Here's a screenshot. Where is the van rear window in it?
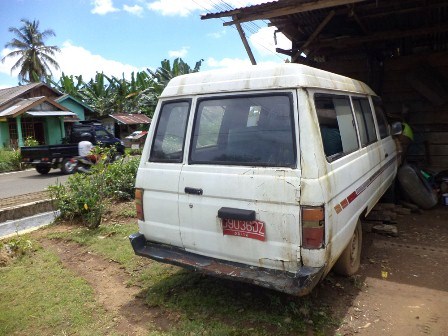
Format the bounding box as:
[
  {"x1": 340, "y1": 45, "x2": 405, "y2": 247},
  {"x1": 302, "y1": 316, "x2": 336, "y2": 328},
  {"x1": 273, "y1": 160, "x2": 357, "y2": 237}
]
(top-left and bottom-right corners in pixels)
[
  {"x1": 149, "y1": 100, "x2": 190, "y2": 162},
  {"x1": 190, "y1": 94, "x2": 296, "y2": 167}
]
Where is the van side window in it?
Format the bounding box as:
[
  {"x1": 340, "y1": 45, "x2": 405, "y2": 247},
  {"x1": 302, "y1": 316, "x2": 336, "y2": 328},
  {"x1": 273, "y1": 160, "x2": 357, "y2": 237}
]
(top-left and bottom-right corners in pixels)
[
  {"x1": 352, "y1": 97, "x2": 377, "y2": 147},
  {"x1": 372, "y1": 97, "x2": 390, "y2": 139},
  {"x1": 190, "y1": 94, "x2": 295, "y2": 167},
  {"x1": 315, "y1": 93, "x2": 359, "y2": 161},
  {"x1": 149, "y1": 101, "x2": 190, "y2": 163}
]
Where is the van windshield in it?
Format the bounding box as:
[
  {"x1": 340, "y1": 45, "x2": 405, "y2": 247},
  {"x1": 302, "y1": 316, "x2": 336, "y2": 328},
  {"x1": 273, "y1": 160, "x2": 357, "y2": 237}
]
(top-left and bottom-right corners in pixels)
[{"x1": 190, "y1": 94, "x2": 296, "y2": 167}]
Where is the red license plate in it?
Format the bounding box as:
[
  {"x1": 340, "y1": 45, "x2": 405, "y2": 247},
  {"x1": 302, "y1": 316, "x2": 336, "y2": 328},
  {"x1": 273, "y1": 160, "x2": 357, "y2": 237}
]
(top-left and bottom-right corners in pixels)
[{"x1": 222, "y1": 218, "x2": 265, "y2": 241}]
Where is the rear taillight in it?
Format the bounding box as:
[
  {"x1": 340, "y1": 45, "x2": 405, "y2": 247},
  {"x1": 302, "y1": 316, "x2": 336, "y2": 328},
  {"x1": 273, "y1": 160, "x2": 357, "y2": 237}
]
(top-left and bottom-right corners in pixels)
[
  {"x1": 301, "y1": 206, "x2": 325, "y2": 249},
  {"x1": 135, "y1": 188, "x2": 144, "y2": 221}
]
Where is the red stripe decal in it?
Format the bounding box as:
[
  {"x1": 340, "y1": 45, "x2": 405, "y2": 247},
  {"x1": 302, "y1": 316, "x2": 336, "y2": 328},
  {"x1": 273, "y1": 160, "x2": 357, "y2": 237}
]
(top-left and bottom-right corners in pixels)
[{"x1": 347, "y1": 191, "x2": 357, "y2": 203}]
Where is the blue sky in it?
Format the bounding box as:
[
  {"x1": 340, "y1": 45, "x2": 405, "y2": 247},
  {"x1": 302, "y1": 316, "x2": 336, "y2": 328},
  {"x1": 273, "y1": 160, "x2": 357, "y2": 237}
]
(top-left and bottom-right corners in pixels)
[{"x1": 0, "y1": 0, "x2": 291, "y2": 88}]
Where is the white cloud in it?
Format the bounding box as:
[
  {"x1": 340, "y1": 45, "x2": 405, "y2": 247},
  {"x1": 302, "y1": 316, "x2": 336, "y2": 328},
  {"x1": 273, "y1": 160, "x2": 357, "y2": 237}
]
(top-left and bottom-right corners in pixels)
[
  {"x1": 1, "y1": 42, "x2": 142, "y2": 84},
  {"x1": 168, "y1": 47, "x2": 189, "y2": 58},
  {"x1": 91, "y1": 0, "x2": 119, "y2": 15},
  {"x1": 53, "y1": 41, "x2": 140, "y2": 80},
  {"x1": 0, "y1": 48, "x2": 19, "y2": 77},
  {"x1": 249, "y1": 26, "x2": 291, "y2": 58},
  {"x1": 206, "y1": 57, "x2": 252, "y2": 69},
  {"x1": 123, "y1": 4, "x2": 144, "y2": 16},
  {"x1": 147, "y1": 0, "x2": 206, "y2": 17},
  {"x1": 207, "y1": 30, "x2": 226, "y2": 39}
]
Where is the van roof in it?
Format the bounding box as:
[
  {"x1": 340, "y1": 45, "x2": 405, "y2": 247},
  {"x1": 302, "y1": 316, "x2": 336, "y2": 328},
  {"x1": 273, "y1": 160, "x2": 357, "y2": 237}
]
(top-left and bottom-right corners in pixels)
[{"x1": 161, "y1": 63, "x2": 376, "y2": 98}]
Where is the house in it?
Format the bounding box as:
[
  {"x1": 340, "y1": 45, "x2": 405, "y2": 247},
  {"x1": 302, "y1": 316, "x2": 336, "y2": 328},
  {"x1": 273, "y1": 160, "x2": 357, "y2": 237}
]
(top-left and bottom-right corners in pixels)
[
  {"x1": 0, "y1": 83, "x2": 94, "y2": 148},
  {"x1": 101, "y1": 113, "x2": 151, "y2": 139},
  {"x1": 202, "y1": 0, "x2": 448, "y2": 170}
]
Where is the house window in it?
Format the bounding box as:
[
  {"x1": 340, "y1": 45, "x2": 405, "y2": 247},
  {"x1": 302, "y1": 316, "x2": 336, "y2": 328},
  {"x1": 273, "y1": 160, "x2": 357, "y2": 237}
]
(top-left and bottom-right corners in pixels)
[{"x1": 8, "y1": 117, "x2": 45, "y2": 146}]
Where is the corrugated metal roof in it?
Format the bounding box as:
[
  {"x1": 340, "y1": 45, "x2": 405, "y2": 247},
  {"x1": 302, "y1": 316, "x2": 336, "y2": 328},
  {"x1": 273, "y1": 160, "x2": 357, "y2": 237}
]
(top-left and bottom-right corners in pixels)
[
  {"x1": 109, "y1": 113, "x2": 152, "y2": 125},
  {"x1": 0, "y1": 83, "x2": 56, "y2": 106},
  {"x1": 0, "y1": 97, "x2": 44, "y2": 117},
  {"x1": 26, "y1": 111, "x2": 77, "y2": 117},
  {"x1": 201, "y1": 0, "x2": 278, "y2": 20}
]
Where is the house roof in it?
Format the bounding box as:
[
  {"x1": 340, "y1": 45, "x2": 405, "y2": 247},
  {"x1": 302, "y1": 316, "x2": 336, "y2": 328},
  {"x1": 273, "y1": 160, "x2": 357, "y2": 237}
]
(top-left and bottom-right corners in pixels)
[
  {"x1": 109, "y1": 113, "x2": 152, "y2": 125},
  {"x1": 0, "y1": 96, "x2": 69, "y2": 118},
  {"x1": 202, "y1": 0, "x2": 448, "y2": 62},
  {"x1": 56, "y1": 94, "x2": 95, "y2": 114},
  {"x1": 0, "y1": 83, "x2": 61, "y2": 107}
]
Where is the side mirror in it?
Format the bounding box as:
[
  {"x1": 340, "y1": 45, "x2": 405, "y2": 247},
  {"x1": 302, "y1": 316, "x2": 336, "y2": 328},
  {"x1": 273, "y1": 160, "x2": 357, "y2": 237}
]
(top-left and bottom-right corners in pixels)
[{"x1": 391, "y1": 122, "x2": 402, "y2": 135}]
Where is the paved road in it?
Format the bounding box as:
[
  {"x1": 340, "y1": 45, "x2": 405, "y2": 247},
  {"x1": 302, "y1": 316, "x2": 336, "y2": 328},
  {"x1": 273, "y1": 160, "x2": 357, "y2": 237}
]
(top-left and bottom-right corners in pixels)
[{"x1": 0, "y1": 169, "x2": 70, "y2": 199}]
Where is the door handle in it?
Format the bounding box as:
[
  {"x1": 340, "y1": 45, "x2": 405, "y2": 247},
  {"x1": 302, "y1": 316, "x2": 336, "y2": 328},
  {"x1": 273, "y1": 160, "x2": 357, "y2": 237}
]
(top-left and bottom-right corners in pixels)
[{"x1": 185, "y1": 187, "x2": 203, "y2": 195}]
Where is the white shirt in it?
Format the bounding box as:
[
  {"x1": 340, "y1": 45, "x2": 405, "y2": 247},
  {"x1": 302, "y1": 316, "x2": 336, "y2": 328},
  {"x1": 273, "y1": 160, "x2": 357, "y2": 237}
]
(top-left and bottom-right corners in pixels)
[{"x1": 78, "y1": 141, "x2": 93, "y2": 157}]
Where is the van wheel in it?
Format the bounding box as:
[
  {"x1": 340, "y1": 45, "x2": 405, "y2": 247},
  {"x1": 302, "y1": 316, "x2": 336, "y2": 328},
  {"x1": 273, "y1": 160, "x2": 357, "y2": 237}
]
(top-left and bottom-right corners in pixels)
[{"x1": 333, "y1": 219, "x2": 362, "y2": 276}]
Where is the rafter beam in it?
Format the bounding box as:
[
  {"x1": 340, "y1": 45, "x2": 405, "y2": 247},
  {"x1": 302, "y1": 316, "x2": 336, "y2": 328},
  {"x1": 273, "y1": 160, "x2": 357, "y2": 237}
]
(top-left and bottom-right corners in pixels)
[
  {"x1": 292, "y1": 9, "x2": 335, "y2": 62},
  {"x1": 310, "y1": 22, "x2": 448, "y2": 49}
]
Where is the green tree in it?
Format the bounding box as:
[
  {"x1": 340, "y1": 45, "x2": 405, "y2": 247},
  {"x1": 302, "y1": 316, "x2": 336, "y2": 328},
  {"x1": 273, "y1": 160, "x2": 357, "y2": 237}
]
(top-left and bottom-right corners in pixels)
[
  {"x1": 45, "y1": 72, "x2": 84, "y2": 101},
  {"x1": 1, "y1": 19, "x2": 60, "y2": 83},
  {"x1": 80, "y1": 72, "x2": 114, "y2": 116}
]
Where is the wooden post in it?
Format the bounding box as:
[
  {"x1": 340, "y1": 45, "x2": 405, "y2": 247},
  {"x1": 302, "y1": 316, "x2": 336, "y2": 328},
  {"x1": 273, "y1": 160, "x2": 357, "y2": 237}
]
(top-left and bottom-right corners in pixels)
[{"x1": 234, "y1": 16, "x2": 257, "y2": 65}]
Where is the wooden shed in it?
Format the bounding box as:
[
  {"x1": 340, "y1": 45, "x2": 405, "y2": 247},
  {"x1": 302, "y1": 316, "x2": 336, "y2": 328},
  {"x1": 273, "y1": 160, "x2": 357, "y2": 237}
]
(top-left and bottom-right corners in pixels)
[{"x1": 202, "y1": 0, "x2": 448, "y2": 171}]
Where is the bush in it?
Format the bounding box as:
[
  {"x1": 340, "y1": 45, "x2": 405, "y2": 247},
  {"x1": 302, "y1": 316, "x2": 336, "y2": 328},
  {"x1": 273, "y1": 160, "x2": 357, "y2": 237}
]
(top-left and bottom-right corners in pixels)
[
  {"x1": 49, "y1": 152, "x2": 140, "y2": 228},
  {"x1": 24, "y1": 137, "x2": 39, "y2": 147},
  {"x1": 0, "y1": 149, "x2": 22, "y2": 173}
]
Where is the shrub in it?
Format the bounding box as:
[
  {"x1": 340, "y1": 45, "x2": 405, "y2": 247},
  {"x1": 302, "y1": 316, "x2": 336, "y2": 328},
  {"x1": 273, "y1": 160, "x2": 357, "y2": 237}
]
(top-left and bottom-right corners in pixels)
[
  {"x1": 24, "y1": 137, "x2": 39, "y2": 147},
  {"x1": 49, "y1": 151, "x2": 140, "y2": 228},
  {"x1": 0, "y1": 149, "x2": 22, "y2": 173}
]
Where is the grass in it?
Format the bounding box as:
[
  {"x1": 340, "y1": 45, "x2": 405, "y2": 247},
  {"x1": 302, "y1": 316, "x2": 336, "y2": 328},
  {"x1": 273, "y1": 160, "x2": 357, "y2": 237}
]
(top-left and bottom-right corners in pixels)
[
  {"x1": 46, "y1": 222, "x2": 333, "y2": 335},
  {"x1": 0, "y1": 241, "x2": 111, "y2": 335},
  {"x1": 1, "y1": 201, "x2": 336, "y2": 335}
]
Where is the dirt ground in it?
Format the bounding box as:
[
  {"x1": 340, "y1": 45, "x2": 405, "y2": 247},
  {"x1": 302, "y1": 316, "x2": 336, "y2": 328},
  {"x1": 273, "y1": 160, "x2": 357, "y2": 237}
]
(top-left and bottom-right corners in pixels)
[{"x1": 29, "y1": 203, "x2": 448, "y2": 335}]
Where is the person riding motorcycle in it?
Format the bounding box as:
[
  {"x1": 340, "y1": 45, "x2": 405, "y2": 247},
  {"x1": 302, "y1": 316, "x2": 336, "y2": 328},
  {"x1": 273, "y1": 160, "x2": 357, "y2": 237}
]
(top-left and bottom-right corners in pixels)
[{"x1": 77, "y1": 133, "x2": 97, "y2": 172}]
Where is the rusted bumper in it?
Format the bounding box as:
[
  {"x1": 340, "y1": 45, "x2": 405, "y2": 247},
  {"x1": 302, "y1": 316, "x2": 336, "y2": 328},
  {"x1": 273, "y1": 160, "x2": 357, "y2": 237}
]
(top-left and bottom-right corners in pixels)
[{"x1": 129, "y1": 233, "x2": 325, "y2": 296}]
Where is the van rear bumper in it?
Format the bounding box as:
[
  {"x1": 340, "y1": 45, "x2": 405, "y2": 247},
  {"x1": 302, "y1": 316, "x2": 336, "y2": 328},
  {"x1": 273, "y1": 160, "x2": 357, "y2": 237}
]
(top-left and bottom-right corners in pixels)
[{"x1": 129, "y1": 232, "x2": 325, "y2": 296}]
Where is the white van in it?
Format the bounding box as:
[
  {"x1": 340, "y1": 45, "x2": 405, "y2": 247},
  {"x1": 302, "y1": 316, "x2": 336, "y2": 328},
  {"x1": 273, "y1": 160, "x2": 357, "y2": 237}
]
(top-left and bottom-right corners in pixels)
[{"x1": 130, "y1": 64, "x2": 398, "y2": 296}]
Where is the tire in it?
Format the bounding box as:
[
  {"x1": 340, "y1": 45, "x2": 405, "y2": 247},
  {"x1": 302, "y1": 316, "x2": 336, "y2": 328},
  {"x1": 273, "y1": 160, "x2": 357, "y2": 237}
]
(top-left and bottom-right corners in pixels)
[
  {"x1": 333, "y1": 219, "x2": 362, "y2": 276},
  {"x1": 112, "y1": 153, "x2": 123, "y2": 162},
  {"x1": 36, "y1": 165, "x2": 51, "y2": 175},
  {"x1": 61, "y1": 158, "x2": 77, "y2": 174},
  {"x1": 397, "y1": 164, "x2": 438, "y2": 209}
]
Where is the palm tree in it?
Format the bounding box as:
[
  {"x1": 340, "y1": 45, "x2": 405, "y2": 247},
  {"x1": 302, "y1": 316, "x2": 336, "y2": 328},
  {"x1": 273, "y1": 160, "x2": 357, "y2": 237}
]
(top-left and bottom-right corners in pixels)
[{"x1": 1, "y1": 19, "x2": 60, "y2": 83}]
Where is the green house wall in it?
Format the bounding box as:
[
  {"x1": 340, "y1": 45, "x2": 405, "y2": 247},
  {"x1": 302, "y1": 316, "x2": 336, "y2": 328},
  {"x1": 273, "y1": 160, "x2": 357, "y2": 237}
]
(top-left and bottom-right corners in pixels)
[
  {"x1": 59, "y1": 100, "x2": 85, "y2": 121},
  {"x1": 0, "y1": 122, "x2": 9, "y2": 148},
  {"x1": 45, "y1": 117, "x2": 65, "y2": 145}
]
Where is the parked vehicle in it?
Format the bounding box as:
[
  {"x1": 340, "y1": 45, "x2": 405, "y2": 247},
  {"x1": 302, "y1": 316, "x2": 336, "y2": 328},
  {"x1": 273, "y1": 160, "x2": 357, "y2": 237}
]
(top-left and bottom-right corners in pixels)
[
  {"x1": 130, "y1": 64, "x2": 400, "y2": 296},
  {"x1": 21, "y1": 121, "x2": 125, "y2": 175}
]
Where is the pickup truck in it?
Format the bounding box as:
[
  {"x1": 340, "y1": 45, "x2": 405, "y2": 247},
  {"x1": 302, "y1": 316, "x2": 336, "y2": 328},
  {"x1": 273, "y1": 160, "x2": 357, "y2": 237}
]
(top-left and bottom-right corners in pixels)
[{"x1": 21, "y1": 121, "x2": 125, "y2": 175}]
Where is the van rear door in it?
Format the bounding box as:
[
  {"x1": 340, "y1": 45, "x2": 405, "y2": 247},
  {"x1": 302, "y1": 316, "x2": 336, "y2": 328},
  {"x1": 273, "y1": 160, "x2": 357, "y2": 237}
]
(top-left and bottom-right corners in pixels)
[
  {"x1": 178, "y1": 92, "x2": 302, "y2": 273},
  {"x1": 137, "y1": 100, "x2": 191, "y2": 247}
]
